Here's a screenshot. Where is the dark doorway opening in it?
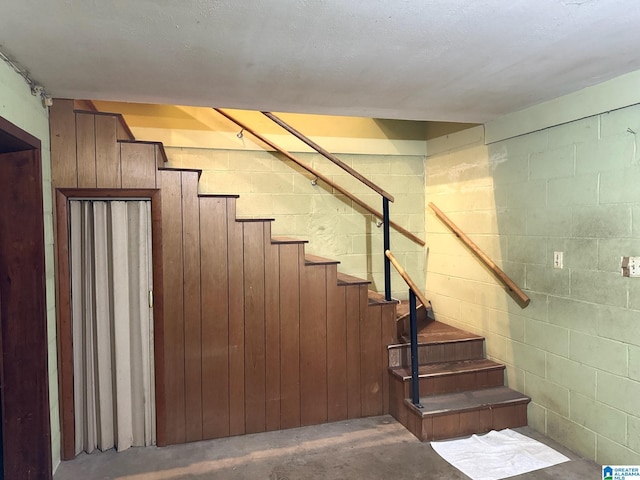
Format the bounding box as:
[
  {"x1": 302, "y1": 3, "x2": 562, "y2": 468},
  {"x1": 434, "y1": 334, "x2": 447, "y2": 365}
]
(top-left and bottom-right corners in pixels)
[{"x1": 0, "y1": 115, "x2": 52, "y2": 479}]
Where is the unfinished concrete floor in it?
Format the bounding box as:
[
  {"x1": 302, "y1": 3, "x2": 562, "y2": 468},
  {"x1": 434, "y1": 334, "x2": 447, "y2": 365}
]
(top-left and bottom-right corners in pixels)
[{"x1": 54, "y1": 415, "x2": 600, "y2": 480}]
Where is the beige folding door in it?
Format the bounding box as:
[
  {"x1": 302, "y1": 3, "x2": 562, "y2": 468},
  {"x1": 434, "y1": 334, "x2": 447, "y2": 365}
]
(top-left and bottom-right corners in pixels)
[{"x1": 69, "y1": 200, "x2": 155, "y2": 454}]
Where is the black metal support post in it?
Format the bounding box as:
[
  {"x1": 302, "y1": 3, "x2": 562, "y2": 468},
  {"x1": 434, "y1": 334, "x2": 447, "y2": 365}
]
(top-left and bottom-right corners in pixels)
[
  {"x1": 383, "y1": 197, "x2": 391, "y2": 301},
  {"x1": 409, "y1": 289, "x2": 422, "y2": 407}
]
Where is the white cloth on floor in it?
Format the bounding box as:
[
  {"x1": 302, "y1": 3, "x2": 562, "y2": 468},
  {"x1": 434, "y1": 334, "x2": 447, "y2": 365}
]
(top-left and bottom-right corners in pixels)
[{"x1": 430, "y1": 429, "x2": 570, "y2": 480}]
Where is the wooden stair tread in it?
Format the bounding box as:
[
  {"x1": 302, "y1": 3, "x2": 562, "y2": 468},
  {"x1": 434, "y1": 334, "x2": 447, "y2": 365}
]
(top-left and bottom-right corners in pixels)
[
  {"x1": 367, "y1": 290, "x2": 399, "y2": 305},
  {"x1": 390, "y1": 359, "x2": 504, "y2": 380},
  {"x1": 305, "y1": 254, "x2": 340, "y2": 265},
  {"x1": 75, "y1": 109, "x2": 130, "y2": 127},
  {"x1": 395, "y1": 299, "x2": 424, "y2": 320},
  {"x1": 400, "y1": 331, "x2": 484, "y2": 344},
  {"x1": 391, "y1": 321, "x2": 483, "y2": 346},
  {"x1": 236, "y1": 217, "x2": 275, "y2": 222},
  {"x1": 271, "y1": 236, "x2": 309, "y2": 244},
  {"x1": 157, "y1": 166, "x2": 202, "y2": 178},
  {"x1": 155, "y1": 142, "x2": 168, "y2": 164},
  {"x1": 117, "y1": 137, "x2": 167, "y2": 163},
  {"x1": 337, "y1": 272, "x2": 370, "y2": 285},
  {"x1": 414, "y1": 321, "x2": 483, "y2": 343},
  {"x1": 198, "y1": 193, "x2": 240, "y2": 199},
  {"x1": 406, "y1": 386, "x2": 530, "y2": 417},
  {"x1": 76, "y1": 106, "x2": 136, "y2": 140},
  {"x1": 118, "y1": 139, "x2": 162, "y2": 146}
]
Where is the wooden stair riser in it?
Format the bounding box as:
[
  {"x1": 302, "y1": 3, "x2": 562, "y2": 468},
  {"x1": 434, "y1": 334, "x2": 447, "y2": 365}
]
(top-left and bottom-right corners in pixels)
[
  {"x1": 388, "y1": 338, "x2": 484, "y2": 368},
  {"x1": 393, "y1": 365, "x2": 505, "y2": 398},
  {"x1": 404, "y1": 401, "x2": 529, "y2": 441},
  {"x1": 396, "y1": 303, "x2": 430, "y2": 340},
  {"x1": 388, "y1": 372, "x2": 512, "y2": 429}
]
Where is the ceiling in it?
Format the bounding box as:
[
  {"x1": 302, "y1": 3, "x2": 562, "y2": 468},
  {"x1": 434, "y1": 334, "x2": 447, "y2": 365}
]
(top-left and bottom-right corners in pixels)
[{"x1": 2, "y1": 0, "x2": 640, "y2": 123}]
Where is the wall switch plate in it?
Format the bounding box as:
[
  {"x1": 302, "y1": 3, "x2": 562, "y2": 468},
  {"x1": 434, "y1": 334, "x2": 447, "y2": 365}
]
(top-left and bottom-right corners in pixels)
[
  {"x1": 621, "y1": 256, "x2": 640, "y2": 277},
  {"x1": 553, "y1": 251, "x2": 563, "y2": 269}
]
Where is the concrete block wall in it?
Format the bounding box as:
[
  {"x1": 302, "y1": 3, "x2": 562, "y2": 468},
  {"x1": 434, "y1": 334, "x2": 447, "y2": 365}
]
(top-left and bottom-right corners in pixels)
[
  {"x1": 425, "y1": 106, "x2": 640, "y2": 464},
  {"x1": 166, "y1": 147, "x2": 425, "y2": 299}
]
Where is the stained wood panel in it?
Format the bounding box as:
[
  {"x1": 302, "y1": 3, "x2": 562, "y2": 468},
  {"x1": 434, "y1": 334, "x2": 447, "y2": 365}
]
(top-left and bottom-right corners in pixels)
[
  {"x1": 299, "y1": 263, "x2": 328, "y2": 426},
  {"x1": 264, "y1": 225, "x2": 281, "y2": 432},
  {"x1": 380, "y1": 303, "x2": 396, "y2": 414},
  {"x1": 227, "y1": 198, "x2": 245, "y2": 436},
  {"x1": 75, "y1": 113, "x2": 96, "y2": 188},
  {"x1": 361, "y1": 295, "x2": 383, "y2": 417},
  {"x1": 182, "y1": 172, "x2": 202, "y2": 442},
  {"x1": 55, "y1": 189, "x2": 75, "y2": 458},
  {"x1": 158, "y1": 170, "x2": 186, "y2": 444},
  {"x1": 345, "y1": 285, "x2": 362, "y2": 419},
  {"x1": 116, "y1": 115, "x2": 135, "y2": 141},
  {"x1": 155, "y1": 144, "x2": 168, "y2": 169},
  {"x1": 326, "y1": 273, "x2": 347, "y2": 422},
  {"x1": 49, "y1": 98, "x2": 77, "y2": 188},
  {"x1": 200, "y1": 196, "x2": 230, "y2": 439},
  {"x1": 73, "y1": 100, "x2": 97, "y2": 111},
  {"x1": 95, "y1": 114, "x2": 120, "y2": 188},
  {"x1": 121, "y1": 142, "x2": 157, "y2": 188},
  {"x1": 149, "y1": 191, "x2": 166, "y2": 447},
  {"x1": 243, "y1": 221, "x2": 266, "y2": 434},
  {"x1": 388, "y1": 375, "x2": 407, "y2": 426},
  {"x1": 279, "y1": 244, "x2": 300, "y2": 429},
  {"x1": 460, "y1": 410, "x2": 481, "y2": 437}
]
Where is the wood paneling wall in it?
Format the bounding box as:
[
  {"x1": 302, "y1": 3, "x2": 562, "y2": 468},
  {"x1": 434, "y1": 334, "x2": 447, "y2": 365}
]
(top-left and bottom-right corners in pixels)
[{"x1": 49, "y1": 101, "x2": 397, "y2": 455}]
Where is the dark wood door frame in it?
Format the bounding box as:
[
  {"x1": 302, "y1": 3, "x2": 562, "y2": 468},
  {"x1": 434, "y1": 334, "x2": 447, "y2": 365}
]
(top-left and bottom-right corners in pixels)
[
  {"x1": 54, "y1": 188, "x2": 164, "y2": 460},
  {"x1": 0, "y1": 115, "x2": 52, "y2": 479}
]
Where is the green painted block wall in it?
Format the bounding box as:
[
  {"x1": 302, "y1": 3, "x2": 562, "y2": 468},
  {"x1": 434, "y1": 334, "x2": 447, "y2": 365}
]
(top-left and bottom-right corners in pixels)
[
  {"x1": 425, "y1": 106, "x2": 640, "y2": 465},
  {"x1": 166, "y1": 147, "x2": 426, "y2": 299},
  {"x1": 0, "y1": 61, "x2": 59, "y2": 470}
]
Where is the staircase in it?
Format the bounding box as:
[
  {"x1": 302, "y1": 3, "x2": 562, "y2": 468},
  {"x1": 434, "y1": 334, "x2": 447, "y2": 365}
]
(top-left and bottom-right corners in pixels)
[
  {"x1": 49, "y1": 101, "x2": 530, "y2": 458},
  {"x1": 388, "y1": 303, "x2": 530, "y2": 441},
  {"x1": 49, "y1": 101, "x2": 401, "y2": 456},
  {"x1": 142, "y1": 154, "x2": 400, "y2": 443}
]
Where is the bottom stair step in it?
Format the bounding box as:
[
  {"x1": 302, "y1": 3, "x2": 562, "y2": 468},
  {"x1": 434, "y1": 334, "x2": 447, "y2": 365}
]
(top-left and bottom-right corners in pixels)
[
  {"x1": 401, "y1": 387, "x2": 530, "y2": 442},
  {"x1": 410, "y1": 386, "x2": 530, "y2": 416}
]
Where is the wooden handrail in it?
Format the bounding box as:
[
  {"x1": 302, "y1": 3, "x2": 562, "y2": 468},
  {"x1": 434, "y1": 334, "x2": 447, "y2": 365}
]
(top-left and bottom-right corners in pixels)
[
  {"x1": 429, "y1": 202, "x2": 530, "y2": 308},
  {"x1": 385, "y1": 250, "x2": 431, "y2": 310},
  {"x1": 261, "y1": 111, "x2": 394, "y2": 202},
  {"x1": 213, "y1": 108, "x2": 425, "y2": 246}
]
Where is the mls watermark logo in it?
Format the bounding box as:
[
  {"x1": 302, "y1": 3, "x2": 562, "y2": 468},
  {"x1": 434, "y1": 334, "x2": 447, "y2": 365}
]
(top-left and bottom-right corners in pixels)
[{"x1": 603, "y1": 465, "x2": 640, "y2": 480}]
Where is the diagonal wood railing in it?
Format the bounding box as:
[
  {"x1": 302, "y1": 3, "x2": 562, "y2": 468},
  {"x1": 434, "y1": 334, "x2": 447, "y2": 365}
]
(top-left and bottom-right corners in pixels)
[
  {"x1": 385, "y1": 249, "x2": 430, "y2": 311},
  {"x1": 214, "y1": 108, "x2": 426, "y2": 301},
  {"x1": 429, "y1": 202, "x2": 530, "y2": 308},
  {"x1": 261, "y1": 111, "x2": 394, "y2": 201},
  {"x1": 385, "y1": 249, "x2": 429, "y2": 408},
  {"x1": 258, "y1": 110, "x2": 402, "y2": 300},
  {"x1": 214, "y1": 109, "x2": 420, "y2": 244}
]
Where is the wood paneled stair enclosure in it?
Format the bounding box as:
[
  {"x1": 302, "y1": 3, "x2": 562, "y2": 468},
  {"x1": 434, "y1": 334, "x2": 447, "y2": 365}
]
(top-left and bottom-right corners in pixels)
[{"x1": 49, "y1": 100, "x2": 529, "y2": 461}]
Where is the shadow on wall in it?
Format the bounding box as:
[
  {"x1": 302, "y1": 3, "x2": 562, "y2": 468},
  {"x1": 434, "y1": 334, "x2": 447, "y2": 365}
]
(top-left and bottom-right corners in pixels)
[
  {"x1": 374, "y1": 118, "x2": 478, "y2": 142},
  {"x1": 424, "y1": 129, "x2": 527, "y2": 425}
]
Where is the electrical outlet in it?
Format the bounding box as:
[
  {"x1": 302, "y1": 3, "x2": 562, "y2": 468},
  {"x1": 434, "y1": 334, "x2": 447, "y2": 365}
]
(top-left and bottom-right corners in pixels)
[
  {"x1": 553, "y1": 251, "x2": 563, "y2": 269},
  {"x1": 631, "y1": 258, "x2": 640, "y2": 277},
  {"x1": 621, "y1": 256, "x2": 640, "y2": 277}
]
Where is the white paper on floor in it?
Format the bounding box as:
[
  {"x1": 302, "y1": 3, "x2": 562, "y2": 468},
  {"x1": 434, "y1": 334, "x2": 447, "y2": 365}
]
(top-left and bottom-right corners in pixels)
[{"x1": 430, "y1": 429, "x2": 570, "y2": 480}]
